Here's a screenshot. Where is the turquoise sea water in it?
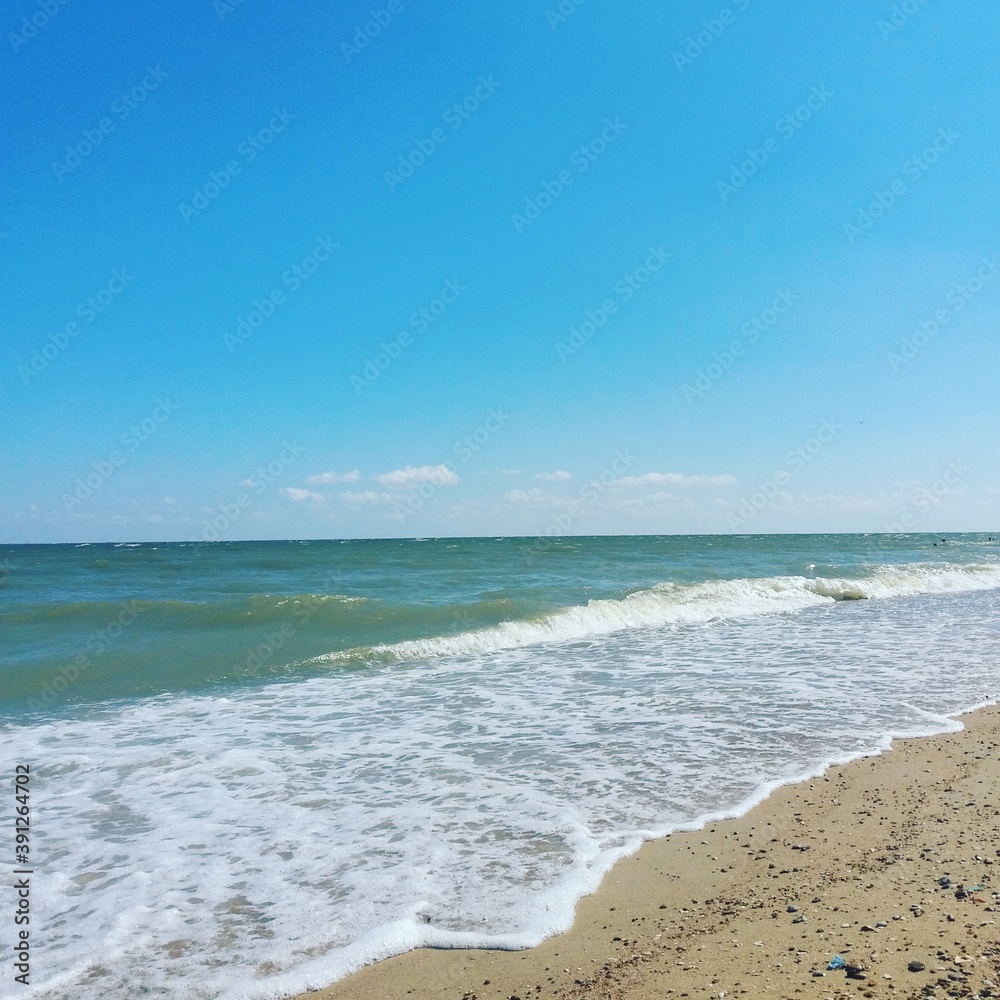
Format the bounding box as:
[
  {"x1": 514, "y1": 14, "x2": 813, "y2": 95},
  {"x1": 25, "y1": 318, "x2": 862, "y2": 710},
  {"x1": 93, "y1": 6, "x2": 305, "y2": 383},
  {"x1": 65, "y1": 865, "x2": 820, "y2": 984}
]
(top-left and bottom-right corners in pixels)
[{"x1": 1, "y1": 533, "x2": 999, "y2": 999}]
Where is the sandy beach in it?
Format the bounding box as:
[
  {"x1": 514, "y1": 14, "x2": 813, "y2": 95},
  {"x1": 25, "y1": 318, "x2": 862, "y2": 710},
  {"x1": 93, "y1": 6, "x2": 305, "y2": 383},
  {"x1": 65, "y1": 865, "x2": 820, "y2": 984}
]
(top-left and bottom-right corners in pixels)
[{"x1": 302, "y1": 703, "x2": 1000, "y2": 1000}]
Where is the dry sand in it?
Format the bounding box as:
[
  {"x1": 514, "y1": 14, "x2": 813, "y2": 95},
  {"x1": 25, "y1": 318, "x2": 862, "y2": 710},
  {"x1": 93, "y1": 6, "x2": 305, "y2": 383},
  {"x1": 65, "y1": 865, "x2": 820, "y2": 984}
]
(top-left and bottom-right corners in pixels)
[{"x1": 298, "y1": 704, "x2": 1000, "y2": 1000}]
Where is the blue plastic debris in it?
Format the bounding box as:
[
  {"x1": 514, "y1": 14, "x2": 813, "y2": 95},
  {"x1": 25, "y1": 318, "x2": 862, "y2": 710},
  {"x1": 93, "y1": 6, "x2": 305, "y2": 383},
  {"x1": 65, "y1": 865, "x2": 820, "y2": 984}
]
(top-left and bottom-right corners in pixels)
[{"x1": 827, "y1": 955, "x2": 846, "y2": 970}]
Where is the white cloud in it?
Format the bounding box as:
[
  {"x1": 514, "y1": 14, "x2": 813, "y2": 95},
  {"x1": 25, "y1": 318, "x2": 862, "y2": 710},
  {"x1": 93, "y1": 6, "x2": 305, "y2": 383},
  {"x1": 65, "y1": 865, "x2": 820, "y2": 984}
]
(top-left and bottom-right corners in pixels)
[
  {"x1": 731, "y1": 491, "x2": 896, "y2": 516},
  {"x1": 616, "y1": 472, "x2": 737, "y2": 488},
  {"x1": 340, "y1": 490, "x2": 394, "y2": 504},
  {"x1": 503, "y1": 488, "x2": 559, "y2": 505},
  {"x1": 306, "y1": 469, "x2": 361, "y2": 485},
  {"x1": 375, "y1": 465, "x2": 459, "y2": 487},
  {"x1": 281, "y1": 487, "x2": 325, "y2": 503},
  {"x1": 535, "y1": 470, "x2": 572, "y2": 481}
]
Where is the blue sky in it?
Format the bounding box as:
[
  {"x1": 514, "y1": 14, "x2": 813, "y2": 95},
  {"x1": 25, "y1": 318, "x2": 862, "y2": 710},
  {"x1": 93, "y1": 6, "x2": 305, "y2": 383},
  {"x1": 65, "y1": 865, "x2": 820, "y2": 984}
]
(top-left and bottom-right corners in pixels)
[{"x1": 3, "y1": 0, "x2": 998, "y2": 541}]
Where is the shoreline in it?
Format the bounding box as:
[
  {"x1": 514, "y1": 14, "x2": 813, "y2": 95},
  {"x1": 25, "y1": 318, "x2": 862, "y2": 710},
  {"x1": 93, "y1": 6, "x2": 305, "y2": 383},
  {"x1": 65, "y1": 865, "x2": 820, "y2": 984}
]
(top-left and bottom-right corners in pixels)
[{"x1": 295, "y1": 703, "x2": 1000, "y2": 1000}]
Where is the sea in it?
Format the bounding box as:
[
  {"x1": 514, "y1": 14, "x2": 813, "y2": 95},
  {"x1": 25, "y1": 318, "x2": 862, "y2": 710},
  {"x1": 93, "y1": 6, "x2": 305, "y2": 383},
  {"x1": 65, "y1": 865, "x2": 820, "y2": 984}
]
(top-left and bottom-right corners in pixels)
[{"x1": 1, "y1": 533, "x2": 999, "y2": 1000}]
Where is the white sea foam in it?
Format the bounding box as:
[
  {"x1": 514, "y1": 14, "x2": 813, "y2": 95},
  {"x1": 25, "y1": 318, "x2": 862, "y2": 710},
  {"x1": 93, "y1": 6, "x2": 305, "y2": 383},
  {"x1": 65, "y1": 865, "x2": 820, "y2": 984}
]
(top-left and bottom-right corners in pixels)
[
  {"x1": 310, "y1": 562, "x2": 1000, "y2": 666},
  {"x1": 2, "y1": 583, "x2": 999, "y2": 1000},
  {"x1": 273, "y1": 593, "x2": 367, "y2": 605}
]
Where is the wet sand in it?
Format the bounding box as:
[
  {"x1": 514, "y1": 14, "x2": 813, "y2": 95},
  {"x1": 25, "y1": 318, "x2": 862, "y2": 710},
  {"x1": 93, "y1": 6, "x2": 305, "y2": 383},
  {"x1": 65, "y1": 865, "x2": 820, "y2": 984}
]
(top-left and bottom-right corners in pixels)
[{"x1": 298, "y1": 704, "x2": 1000, "y2": 1000}]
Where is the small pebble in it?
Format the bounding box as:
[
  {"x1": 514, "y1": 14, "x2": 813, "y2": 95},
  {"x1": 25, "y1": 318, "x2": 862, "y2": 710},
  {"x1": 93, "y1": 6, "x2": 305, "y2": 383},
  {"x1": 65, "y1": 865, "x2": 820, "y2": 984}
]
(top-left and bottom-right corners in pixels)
[{"x1": 908, "y1": 961, "x2": 926, "y2": 972}]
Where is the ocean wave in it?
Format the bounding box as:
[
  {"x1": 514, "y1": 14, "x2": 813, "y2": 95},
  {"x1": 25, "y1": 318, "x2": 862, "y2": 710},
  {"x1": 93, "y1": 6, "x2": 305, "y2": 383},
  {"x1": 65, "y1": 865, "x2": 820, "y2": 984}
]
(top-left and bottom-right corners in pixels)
[
  {"x1": 310, "y1": 562, "x2": 1000, "y2": 666},
  {"x1": 0, "y1": 593, "x2": 369, "y2": 628}
]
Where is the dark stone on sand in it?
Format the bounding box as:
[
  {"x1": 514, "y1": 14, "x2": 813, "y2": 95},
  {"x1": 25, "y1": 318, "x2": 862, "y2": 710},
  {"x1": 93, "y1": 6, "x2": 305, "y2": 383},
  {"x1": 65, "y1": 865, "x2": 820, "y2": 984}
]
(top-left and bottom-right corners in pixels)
[{"x1": 909, "y1": 961, "x2": 927, "y2": 972}]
